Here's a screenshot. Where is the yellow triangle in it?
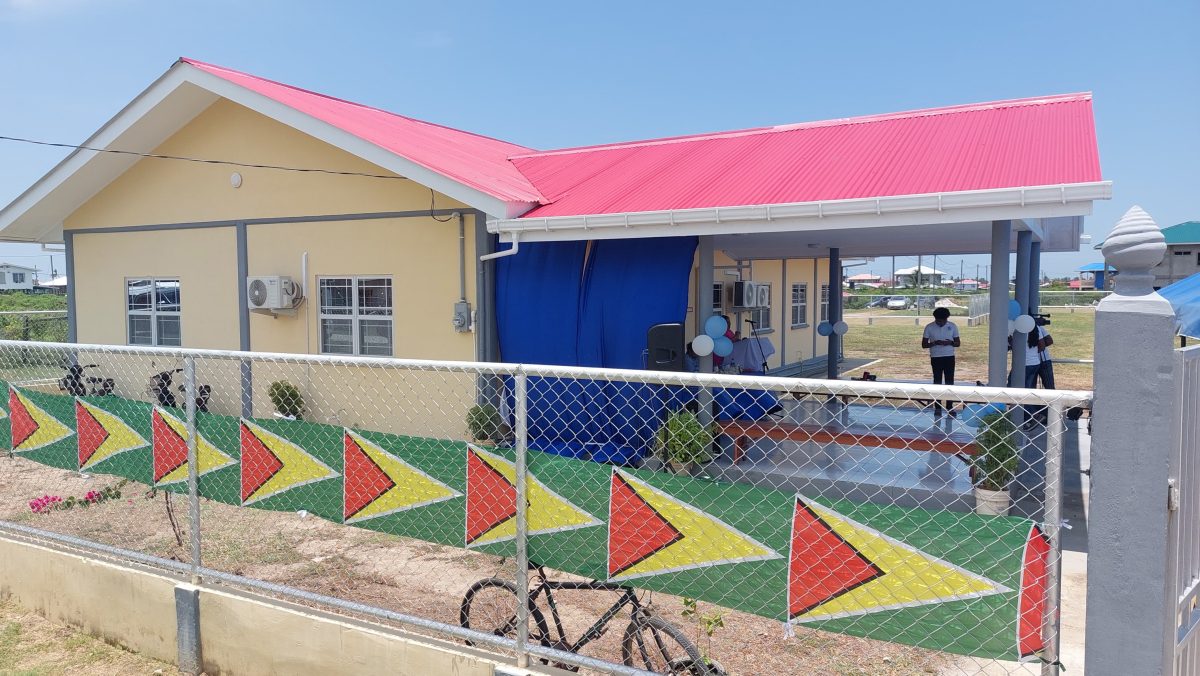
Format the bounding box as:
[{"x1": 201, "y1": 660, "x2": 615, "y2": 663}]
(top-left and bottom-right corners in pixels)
[
  {"x1": 468, "y1": 445, "x2": 601, "y2": 547},
  {"x1": 78, "y1": 399, "x2": 148, "y2": 470},
  {"x1": 612, "y1": 469, "x2": 779, "y2": 581},
  {"x1": 791, "y1": 502, "x2": 1008, "y2": 623},
  {"x1": 345, "y1": 430, "x2": 461, "y2": 524},
  {"x1": 11, "y1": 388, "x2": 73, "y2": 453},
  {"x1": 155, "y1": 408, "x2": 236, "y2": 486},
  {"x1": 242, "y1": 419, "x2": 340, "y2": 505},
  {"x1": 0, "y1": 406, "x2": 7, "y2": 420}
]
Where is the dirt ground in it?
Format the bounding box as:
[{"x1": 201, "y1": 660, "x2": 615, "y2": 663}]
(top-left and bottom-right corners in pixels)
[
  {"x1": 0, "y1": 456, "x2": 960, "y2": 675},
  {"x1": 0, "y1": 597, "x2": 179, "y2": 675}
]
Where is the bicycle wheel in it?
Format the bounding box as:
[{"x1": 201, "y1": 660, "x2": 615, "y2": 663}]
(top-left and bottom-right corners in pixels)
[
  {"x1": 621, "y1": 612, "x2": 724, "y2": 675},
  {"x1": 459, "y1": 578, "x2": 552, "y2": 650}
]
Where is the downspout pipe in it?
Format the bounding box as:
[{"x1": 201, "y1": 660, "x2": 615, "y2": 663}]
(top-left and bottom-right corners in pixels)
[
  {"x1": 457, "y1": 212, "x2": 467, "y2": 302},
  {"x1": 480, "y1": 233, "x2": 520, "y2": 262}
]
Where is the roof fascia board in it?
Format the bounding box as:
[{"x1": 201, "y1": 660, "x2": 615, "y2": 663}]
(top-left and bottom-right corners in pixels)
[
  {"x1": 0, "y1": 65, "x2": 210, "y2": 240},
  {"x1": 180, "y1": 64, "x2": 533, "y2": 219},
  {"x1": 490, "y1": 182, "x2": 1111, "y2": 243}
]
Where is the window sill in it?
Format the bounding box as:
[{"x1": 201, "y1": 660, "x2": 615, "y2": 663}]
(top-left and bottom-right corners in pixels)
[
  {"x1": 791, "y1": 323, "x2": 810, "y2": 329},
  {"x1": 750, "y1": 328, "x2": 775, "y2": 335}
]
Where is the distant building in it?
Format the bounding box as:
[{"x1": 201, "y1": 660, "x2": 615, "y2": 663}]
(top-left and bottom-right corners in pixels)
[
  {"x1": 1078, "y1": 262, "x2": 1112, "y2": 290},
  {"x1": 894, "y1": 265, "x2": 946, "y2": 288},
  {"x1": 846, "y1": 273, "x2": 882, "y2": 289},
  {"x1": 1152, "y1": 221, "x2": 1200, "y2": 287},
  {"x1": 0, "y1": 264, "x2": 36, "y2": 291},
  {"x1": 34, "y1": 275, "x2": 68, "y2": 295},
  {"x1": 954, "y1": 279, "x2": 981, "y2": 291}
]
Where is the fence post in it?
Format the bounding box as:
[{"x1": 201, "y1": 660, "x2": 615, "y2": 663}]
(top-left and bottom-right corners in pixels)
[
  {"x1": 1042, "y1": 401, "x2": 1065, "y2": 676},
  {"x1": 182, "y1": 355, "x2": 202, "y2": 582},
  {"x1": 1086, "y1": 206, "x2": 1175, "y2": 675},
  {"x1": 513, "y1": 368, "x2": 530, "y2": 669}
]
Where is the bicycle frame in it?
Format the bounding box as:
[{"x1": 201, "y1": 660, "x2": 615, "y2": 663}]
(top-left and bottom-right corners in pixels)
[{"x1": 529, "y1": 576, "x2": 643, "y2": 655}]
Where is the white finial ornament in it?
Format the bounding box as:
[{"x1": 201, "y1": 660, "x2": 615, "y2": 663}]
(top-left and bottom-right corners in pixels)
[{"x1": 1102, "y1": 205, "x2": 1165, "y2": 296}]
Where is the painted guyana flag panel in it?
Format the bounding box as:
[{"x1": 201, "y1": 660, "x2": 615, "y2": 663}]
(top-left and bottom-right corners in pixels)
[{"x1": 0, "y1": 384, "x2": 1051, "y2": 660}]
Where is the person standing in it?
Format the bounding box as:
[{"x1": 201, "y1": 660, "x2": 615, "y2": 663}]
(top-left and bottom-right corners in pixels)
[
  {"x1": 922, "y1": 307, "x2": 961, "y2": 386},
  {"x1": 1025, "y1": 322, "x2": 1055, "y2": 389}
]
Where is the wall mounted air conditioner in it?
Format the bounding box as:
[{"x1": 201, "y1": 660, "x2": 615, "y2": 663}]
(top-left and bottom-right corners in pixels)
[
  {"x1": 247, "y1": 276, "x2": 303, "y2": 313},
  {"x1": 755, "y1": 284, "x2": 770, "y2": 308},
  {"x1": 733, "y1": 281, "x2": 758, "y2": 309}
]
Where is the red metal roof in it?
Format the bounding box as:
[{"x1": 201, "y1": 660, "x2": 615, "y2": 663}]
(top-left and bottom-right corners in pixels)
[
  {"x1": 511, "y1": 94, "x2": 1101, "y2": 218},
  {"x1": 182, "y1": 58, "x2": 544, "y2": 204},
  {"x1": 181, "y1": 59, "x2": 1101, "y2": 219}
]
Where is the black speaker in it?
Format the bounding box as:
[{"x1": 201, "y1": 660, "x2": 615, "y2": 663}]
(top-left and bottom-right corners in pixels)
[{"x1": 647, "y1": 323, "x2": 685, "y2": 371}]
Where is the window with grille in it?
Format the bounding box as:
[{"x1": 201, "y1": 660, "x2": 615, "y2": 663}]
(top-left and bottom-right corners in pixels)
[
  {"x1": 790, "y1": 283, "x2": 808, "y2": 327},
  {"x1": 127, "y1": 278, "x2": 181, "y2": 346},
  {"x1": 820, "y1": 284, "x2": 830, "y2": 322},
  {"x1": 749, "y1": 283, "x2": 772, "y2": 331},
  {"x1": 319, "y1": 277, "x2": 393, "y2": 356}
]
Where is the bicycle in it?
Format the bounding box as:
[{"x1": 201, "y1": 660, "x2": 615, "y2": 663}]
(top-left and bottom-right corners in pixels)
[{"x1": 460, "y1": 563, "x2": 725, "y2": 675}]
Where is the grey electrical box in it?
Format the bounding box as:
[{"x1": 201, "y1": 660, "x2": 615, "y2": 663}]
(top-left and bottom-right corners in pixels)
[{"x1": 452, "y1": 300, "x2": 472, "y2": 332}]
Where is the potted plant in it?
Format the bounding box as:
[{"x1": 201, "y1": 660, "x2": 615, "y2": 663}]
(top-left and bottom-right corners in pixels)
[
  {"x1": 655, "y1": 409, "x2": 715, "y2": 475},
  {"x1": 466, "y1": 403, "x2": 505, "y2": 446},
  {"x1": 972, "y1": 411, "x2": 1018, "y2": 515},
  {"x1": 267, "y1": 380, "x2": 305, "y2": 420}
]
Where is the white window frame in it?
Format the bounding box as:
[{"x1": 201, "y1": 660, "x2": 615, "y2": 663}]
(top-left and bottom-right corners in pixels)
[
  {"x1": 749, "y1": 282, "x2": 773, "y2": 332},
  {"x1": 11, "y1": 272, "x2": 24, "y2": 284},
  {"x1": 790, "y1": 283, "x2": 808, "y2": 328},
  {"x1": 820, "y1": 284, "x2": 830, "y2": 322},
  {"x1": 126, "y1": 277, "x2": 181, "y2": 347},
  {"x1": 711, "y1": 282, "x2": 724, "y2": 313},
  {"x1": 317, "y1": 275, "x2": 394, "y2": 357}
]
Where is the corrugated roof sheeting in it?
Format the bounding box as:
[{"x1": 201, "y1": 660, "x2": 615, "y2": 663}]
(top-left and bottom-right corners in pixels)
[
  {"x1": 183, "y1": 59, "x2": 544, "y2": 203},
  {"x1": 513, "y1": 94, "x2": 1102, "y2": 218}
]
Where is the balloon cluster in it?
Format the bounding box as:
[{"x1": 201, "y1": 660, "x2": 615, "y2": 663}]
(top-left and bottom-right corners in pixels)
[
  {"x1": 692, "y1": 316, "x2": 733, "y2": 357},
  {"x1": 1007, "y1": 299, "x2": 1036, "y2": 333},
  {"x1": 817, "y1": 321, "x2": 849, "y2": 337}
]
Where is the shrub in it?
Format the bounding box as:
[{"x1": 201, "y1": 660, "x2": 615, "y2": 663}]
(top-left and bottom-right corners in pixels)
[
  {"x1": 466, "y1": 404, "x2": 502, "y2": 442},
  {"x1": 655, "y1": 409, "x2": 715, "y2": 469},
  {"x1": 973, "y1": 411, "x2": 1018, "y2": 491},
  {"x1": 268, "y1": 380, "x2": 305, "y2": 420}
]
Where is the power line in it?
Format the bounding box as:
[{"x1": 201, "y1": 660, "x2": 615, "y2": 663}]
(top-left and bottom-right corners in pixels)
[{"x1": 0, "y1": 135, "x2": 410, "y2": 181}]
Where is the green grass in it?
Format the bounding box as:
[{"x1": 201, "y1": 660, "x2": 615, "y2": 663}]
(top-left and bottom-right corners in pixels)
[
  {"x1": 0, "y1": 293, "x2": 67, "y2": 343},
  {"x1": 842, "y1": 311, "x2": 1096, "y2": 390}
]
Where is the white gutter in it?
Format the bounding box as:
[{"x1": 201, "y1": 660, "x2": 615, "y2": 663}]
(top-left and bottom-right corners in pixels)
[{"x1": 487, "y1": 181, "x2": 1112, "y2": 243}]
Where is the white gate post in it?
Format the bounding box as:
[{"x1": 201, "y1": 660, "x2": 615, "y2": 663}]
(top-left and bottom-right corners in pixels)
[{"x1": 1086, "y1": 206, "x2": 1175, "y2": 675}]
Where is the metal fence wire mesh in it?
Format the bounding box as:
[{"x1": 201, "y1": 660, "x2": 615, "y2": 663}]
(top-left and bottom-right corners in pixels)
[{"x1": 0, "y1": 340, "x2": 1091, "y2": 675}]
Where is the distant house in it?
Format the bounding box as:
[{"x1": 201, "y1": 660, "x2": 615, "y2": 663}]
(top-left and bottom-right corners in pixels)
[
  {"x1": 954, "y1": 279, "x2": 981, "y2": 291},
  {"x1": 845, "y1": 273, "x2": 881, "y2": 289},
  {"x1": 1078, "y1": 262, "x2": 1112, "y2": 290},
  {"x1": 34, "y1": 275, "x2": 68, "y2": 294},
  {"x1": 894, "y1": 265, "x2": 946, "y2": 288},
  {"x1": 0, "y1": 264, "x2": 36, "y2": 292},
  {"x1": 1153, "y1": 221, "x2": 1200, "y2": 287}
]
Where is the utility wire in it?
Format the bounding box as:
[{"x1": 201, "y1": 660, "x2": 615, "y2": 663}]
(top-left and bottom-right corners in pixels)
[{"x1": 0, "y1": 135, "x2": 409, "y2": 181}]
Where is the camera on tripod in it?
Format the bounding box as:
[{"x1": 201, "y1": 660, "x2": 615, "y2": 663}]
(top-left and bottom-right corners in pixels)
[{"x1": 1035, "y1": 313, "x2": 1051, "y2": 326}]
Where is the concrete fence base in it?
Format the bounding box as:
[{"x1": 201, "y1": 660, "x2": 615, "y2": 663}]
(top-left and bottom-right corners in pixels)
[{"x1": 0, "y1": 536, "x2": 504, "y2": 676}]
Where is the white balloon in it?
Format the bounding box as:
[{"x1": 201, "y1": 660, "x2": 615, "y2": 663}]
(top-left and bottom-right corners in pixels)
[
  {"x1": 833, "y1": 321, "x2": 849, "y2": 336},
  {"x1": 691, "y1": 334, "x2": 714, "y2": 357},
  {"x1": 1014, "y1": 314, "x2": 1036, "y2": 333},
  {"x1": 1007, "y1": 320, "x2": 1015, "y2": 334}
]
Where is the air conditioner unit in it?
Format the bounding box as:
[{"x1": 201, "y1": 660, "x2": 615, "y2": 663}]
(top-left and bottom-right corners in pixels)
[
  {"x1": 247, "y1": 276, "x2": 302, "y2": 311},
  {"x1": 755, "y1": 284, "x2": 770, "y2": 308},
  {"x1": 733, "y1": 281, "x2": 758, "y2": 309}
]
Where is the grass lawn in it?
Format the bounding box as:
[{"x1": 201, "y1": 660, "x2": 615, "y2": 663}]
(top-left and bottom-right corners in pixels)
[
  {"x1": 842, "y1": 311, "x2": 1096, "y2": 391},
  {"x1": 0, "y1": 598, "x2": 178, "y2": 675}
]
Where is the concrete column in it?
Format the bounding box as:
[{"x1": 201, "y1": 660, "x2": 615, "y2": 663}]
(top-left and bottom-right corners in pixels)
[
  {"x1": 175, "y1": 584, "x2": 202, "y2": 675},
  {"x1": 988, "y1": 221, "x2": 1012, "y2": 386},
  {"x1": 1010, "y1": 230, "x2": 1032, "y2": 387},
  {"x1": 1086, "y1": 206, "x2": 1175, "y2": 675},
  {"x1": 826, "y1": 248, "x2": 841, "y2": 379},
  {"x1": 1029, "y1": 241, "x2": 1042, "y2": 316}
]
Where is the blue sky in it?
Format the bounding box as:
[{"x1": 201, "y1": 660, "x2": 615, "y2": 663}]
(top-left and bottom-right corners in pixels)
[{"x1": 0, "y1": 0, "x2": 1196, "y2": 280}]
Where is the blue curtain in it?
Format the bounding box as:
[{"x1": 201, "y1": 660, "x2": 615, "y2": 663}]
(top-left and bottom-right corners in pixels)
[{"x1": 494, "y1": 236, "x2": 697, "y2": 464}]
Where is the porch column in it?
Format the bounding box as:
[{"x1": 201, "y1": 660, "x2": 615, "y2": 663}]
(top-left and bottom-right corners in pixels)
[
  {"x1": 1029, "y1": 241, "x2": 1042, "y2": 316},
  {"x1": 1010, "y1": 230, "x2": 1032, "y2": 387},
  {"x1": 697, "y1": 237, "x2": 714, "y2": 426},
  {"x1": 988, "y1": 221, "x2": 1012, "y2": 386},
  {"x1": 827, "y1": 248, "x2": 841, "y2": 379}
]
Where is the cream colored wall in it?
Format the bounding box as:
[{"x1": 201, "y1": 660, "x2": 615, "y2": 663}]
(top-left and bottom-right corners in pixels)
[
  {"x1": 247, "y1": 216, "x2": 475, "y2": 360},
  {"x1": 72, "y1": 227, "x2": 240, "y2": 349},
  {"x1": 62, "y1": 97, "x2": 478, "y2": 364},
  {"x1": 64, "y1": 99, "x2": 467, "y2": 231}
]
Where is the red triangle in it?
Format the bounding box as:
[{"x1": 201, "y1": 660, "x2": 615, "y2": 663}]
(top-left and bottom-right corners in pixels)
[
  {"x1": 343, "y1": 433, "x2": 396, "y2": 521},
  {"x1": 1018, "y1": 524, "x2": 1050, "y2": 658},
  {"x1": 9, "y1": 389, "x2": 37, "y2": 450},
  {"x1": 465, "y1": 448, "x2": 517, "y2": 544},
  {"x1": 76, "y1": 401, "x2": 109, "y2": 467},
  {"x1": 607, "y1": 472, "x2": 684, "y2": 578},
  {"x1": 789, "y1": 498, "x2": 885, "y2": 618},
  {"x1": 240, "y1": 422, "x2": 284, "y2": 502},
  {"x1": 152, "y1": 410, "x2": 188, "y2": 483}
]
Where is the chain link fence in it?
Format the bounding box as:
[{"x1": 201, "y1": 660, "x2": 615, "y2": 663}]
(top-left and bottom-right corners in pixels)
[{"x1": 0, "y1": 340, "x2": 1090, "y2": 675}]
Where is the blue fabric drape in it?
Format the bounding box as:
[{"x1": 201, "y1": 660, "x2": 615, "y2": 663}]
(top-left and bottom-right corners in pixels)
[{"x1": 494, "y1": 236, "x2": 697, "y2": 464}]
